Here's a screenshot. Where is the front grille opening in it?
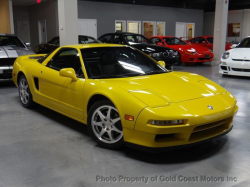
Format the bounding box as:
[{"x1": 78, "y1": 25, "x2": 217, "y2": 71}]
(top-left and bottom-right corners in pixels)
[
  {"x1": 155, "y1": 133, "x2": 180, "y2": 142},
  {"x1": 189, "y1": 117, "x2": 233, "y2": 142},
  {"x1": 232, "y1": 68, "x2": 250, "y2": 72},
  {"x1": 0, "y1": 58, "x2": 16, "y2": 66},
  {"x1": 221, "y1": 66, "x2": 227, "y2": 70}
]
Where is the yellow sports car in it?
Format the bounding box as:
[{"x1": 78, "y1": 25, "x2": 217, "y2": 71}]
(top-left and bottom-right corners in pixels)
[{"x1": 12, "y1": 44, "x2": 238, "y2": 151}]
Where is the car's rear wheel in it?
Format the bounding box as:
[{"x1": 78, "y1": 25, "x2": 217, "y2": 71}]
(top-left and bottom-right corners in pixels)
[
  {"x1": 18, "y1": 75, "x2": 34, "y2": 108},
  {"x1": 87, "y1": 100, "x2": 124, "y2": 149}
]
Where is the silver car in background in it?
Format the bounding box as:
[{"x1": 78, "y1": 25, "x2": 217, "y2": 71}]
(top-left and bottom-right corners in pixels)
[{"x1": 0, "y1": 34, "x2": 34, "y2": 79}]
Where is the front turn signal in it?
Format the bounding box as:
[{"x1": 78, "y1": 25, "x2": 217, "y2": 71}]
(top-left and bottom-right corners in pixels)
[{"x1": 125, "y1": 114, "x2": 134, "y2": 121}]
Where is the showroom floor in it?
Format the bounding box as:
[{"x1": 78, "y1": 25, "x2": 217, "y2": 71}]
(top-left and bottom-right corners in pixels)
[{"x1": 0, "y1": 62, "x2": 249, "y2": 187}]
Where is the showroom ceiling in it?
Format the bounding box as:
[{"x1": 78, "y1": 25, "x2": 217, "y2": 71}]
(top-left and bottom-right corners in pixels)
[
  {"x1": 12, "y1": 0, "x2": 47, "y2": 6},
  {"x1": 81, "y1": 0, "x2": 250, "y2": 12}
]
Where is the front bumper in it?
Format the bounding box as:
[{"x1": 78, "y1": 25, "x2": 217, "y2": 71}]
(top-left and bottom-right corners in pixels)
[
  {"x1": 0, "y1": 66, "x2": 13, "y2": 79},
  {"x1": 181, "y1": 53, "x2": 214, "y2": 63},
  {"x1": 123, "y1": 94, "x2": 237, "y2": 149},
  {"x1": 219, "y1": 60, "x2": 250, "y2": 77}
]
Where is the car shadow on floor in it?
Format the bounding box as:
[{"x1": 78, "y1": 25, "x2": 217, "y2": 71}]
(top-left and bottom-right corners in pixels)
[
  {"x1": 32, "y1": 105, "x2": 90, "y2": 137},
  {"x1": 31, "y1": 104, "x2": 229, "y2": 164},
  {"x1": 121, "y1": 138, "x2": 228, "y2": 164}
]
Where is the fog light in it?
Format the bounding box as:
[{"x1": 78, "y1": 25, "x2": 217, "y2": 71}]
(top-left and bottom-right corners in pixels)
[{"x1": 151, "y1": 120, "x2": 184, "y2": 125}]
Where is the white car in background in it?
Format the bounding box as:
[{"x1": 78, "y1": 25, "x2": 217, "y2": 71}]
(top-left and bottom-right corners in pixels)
[
  {"x1": 219, "y1": 36, "x2": 250, "y2": 77},
  {"x1": 0, "y1": 34, "x2": 34, "y2": 79}
]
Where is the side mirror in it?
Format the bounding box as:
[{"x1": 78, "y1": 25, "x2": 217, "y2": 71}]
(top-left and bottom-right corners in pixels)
[
  {"x1": 59, "y1": 68, "x2": 78, "y2": 82},
  {"x1": 157, "y1": 61, "x2": 165, "y2": 68},
  {"x1": 202, "y1": 41, "x2": 207, "y2": 45},
  {"x1": 157, "y1": 42, "x2": 163, "y2": 46},
  {"x1": 231, "y1": 44, "x2": 237, "y2": 48},
  {"x1": 25, "y1": 43, "x2": 31, "y2": 47}
]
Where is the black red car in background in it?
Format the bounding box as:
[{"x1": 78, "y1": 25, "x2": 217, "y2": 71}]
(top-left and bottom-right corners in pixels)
[{"x1": 98, "y1": 32, "x2": 179, "y2": 69}]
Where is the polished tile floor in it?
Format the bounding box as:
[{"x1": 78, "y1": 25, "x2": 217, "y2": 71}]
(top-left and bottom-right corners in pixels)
[{"x1": 0, "y1": 62, "x2": 249, "y2": 187}]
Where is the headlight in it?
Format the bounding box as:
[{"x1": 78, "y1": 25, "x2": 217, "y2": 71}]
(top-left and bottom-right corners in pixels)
[
  {"x1": 150, "y1": 52, "x2": 162, "y2": 58},
  {"x1": 173, "y1": 50, "x2": 178, "y2": 56},
  {"x1": 150, "y1": 120, "x2": 184, "y2": 126},
  {"x1": 187, "y1": 48, "x2": 197, "y2": 54},
  {"x1": 222, "y1": 51, "x2": 230, "y2": 59}
]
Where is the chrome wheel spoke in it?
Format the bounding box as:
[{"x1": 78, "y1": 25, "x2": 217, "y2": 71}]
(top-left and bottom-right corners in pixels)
[
  {"x1": 97, "y1": 111, "x2": 105, "y2": 121},
  {"x1": 91, "y1": 105, "x2": 123, "y2": 144},
  {"x1": 112, "y1": 126, "x2": 122, "y2": 133},
  {"x1": 112, "y1": 117, "x2": 120, "y2": 124},
  {"x1": 19, "y1": 78, "x2": 29, "y2": 105},
  {"x1": 93, "y1": 121, "x2": 103, "y2": 127},
  {"x1": 99, "y1": 128, "x2": 106, "y2": 138},
  {"x1": 107, "y1": 131, "x2": 114, "y2": 141},
  {"x1": 106, "y1": 107, "x2": 111, "y2": 119}
]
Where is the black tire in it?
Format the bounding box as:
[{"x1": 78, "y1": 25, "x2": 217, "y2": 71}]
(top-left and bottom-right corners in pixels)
[
  {"x1": 174, "y1": 55, "x2": 182, "y2": 66},
  {"x1": 87, "y1": 100, "x2": 124, "y2": 149},
  {"x1": 18, "y1": 75, "x2": 35, "y2": 108}
]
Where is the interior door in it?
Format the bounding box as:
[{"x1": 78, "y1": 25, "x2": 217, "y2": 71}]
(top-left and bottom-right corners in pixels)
[
  {"x1": 38, "y1": 20, "x2": 47, "y2": 44},
  {"x1": 175, "y1": 22, "x2": 187, "y2": 39},
  {"x1": 78, "y1": 19, "x2": 97, "y2": 38},
  {"x1": 39, "y1": 48, "x2": 85, "y2": 119}
]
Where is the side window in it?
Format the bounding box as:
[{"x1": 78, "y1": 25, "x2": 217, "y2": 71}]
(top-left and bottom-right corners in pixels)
[
  {"x1": 197, "y1": 37, "x2": 206, "y2": 43},
  {"x1": 79, "y1": 36, "x2": 96, "y2": 44},
  {"x1": 99, "y1": 35, "x2": 112, "y2": 43},
  {"x1": 190, "y1": 38, "x2": 196, "y2": 43},
  {"x1": 114, "y1": 35, "x2": 123, "y2": 44},
  {"x1": 150, "y1": 38, "x2": 160, "y2": 44},
  {"x1": 48, "y1": 48, "x2": 84, "y2": 78}
]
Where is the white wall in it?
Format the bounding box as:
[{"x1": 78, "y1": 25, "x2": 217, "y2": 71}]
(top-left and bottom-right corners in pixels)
[{"x1": 203, "y1": 9, "x2": 250, "y2": 43}]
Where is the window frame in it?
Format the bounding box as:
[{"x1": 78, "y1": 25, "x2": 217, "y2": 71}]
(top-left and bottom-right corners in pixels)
[{"x1": 46, "y1": 47, "x2": 85, "y2": 78}]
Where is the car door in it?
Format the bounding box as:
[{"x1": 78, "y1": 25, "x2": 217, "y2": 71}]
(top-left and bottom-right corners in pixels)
[{"x1": 39, "y1": 47, "x2": 86, "y2": 119}]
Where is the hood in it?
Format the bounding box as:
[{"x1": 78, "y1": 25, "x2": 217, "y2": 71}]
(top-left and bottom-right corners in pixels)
[
  {"x1": 104, "y1": 72, "x2": 226, "y2": 106},
  {"x1": 168, "y1": 45, "x2": 211, "y2": 53},
  {"x1": 130, "y1": 43, "x2": 173, "y2": 52},
  {"x1": 0, "y1": 46, "x2": 34, "y2": 58},
  {"x1": 230, "y1": 48, "x2": 250, "y2": 60}
]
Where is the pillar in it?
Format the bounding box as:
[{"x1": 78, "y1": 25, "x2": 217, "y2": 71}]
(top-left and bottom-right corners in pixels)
[
  {"x1": 57, "y1": 0, "x2": 78, "y2": 46},
  {"x1": 213, "y1": 0, "x2": 229, "y2": 62}
]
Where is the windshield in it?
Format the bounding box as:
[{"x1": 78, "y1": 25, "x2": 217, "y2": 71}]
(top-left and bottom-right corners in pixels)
[
  {"x1": 163, "y1": 37, "x2": 187, "y2": 45},
  {"x1": 37, "y1": 53, "x2": 51, "y2": 63},
  {"x1": 0, "y1": 36, "x2": 26, "y2": 48},
  {"x1": 207, "y1": 37, "x2": 213, "y2": 44},
  {"x1": 123, "y1": 34, "x2": 153, "y2": 45},
  {"x1": 236, "y1": 38, "x2": 250, "y2": 48},
  {"x1": 81, "y1": 47, "x2": 168, "y2": 79},
  {"x1": 47, "y1": 37, "x2": 59, "y2": 45}
]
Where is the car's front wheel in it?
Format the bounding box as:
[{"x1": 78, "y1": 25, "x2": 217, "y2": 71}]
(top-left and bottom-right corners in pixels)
[
  {"x1": 18, "y1": 75, "x2": 34, "y2": 108},
  {"x1": 87, "y1": 100, "x2": 124, "y2": 149}
]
